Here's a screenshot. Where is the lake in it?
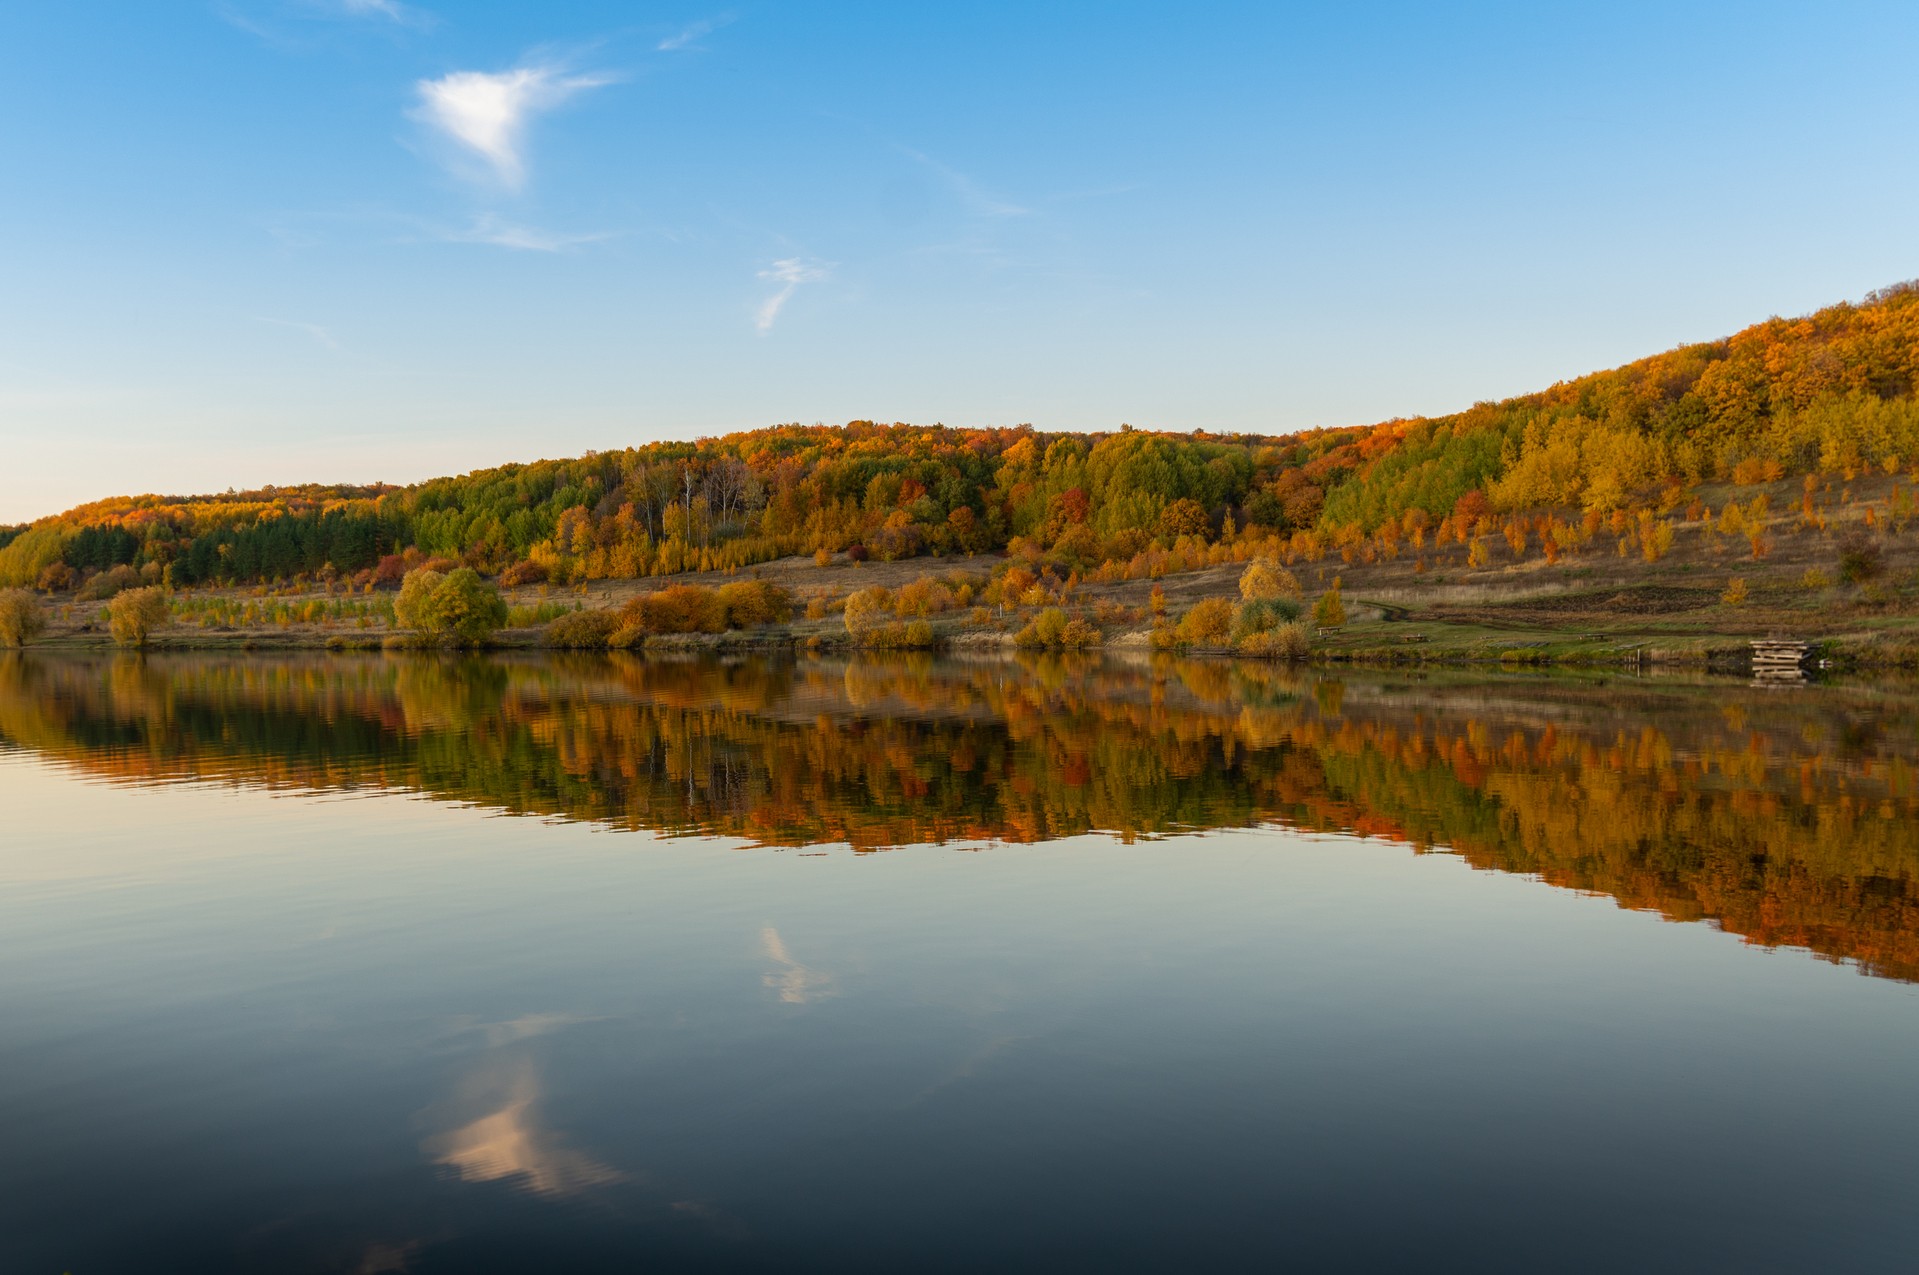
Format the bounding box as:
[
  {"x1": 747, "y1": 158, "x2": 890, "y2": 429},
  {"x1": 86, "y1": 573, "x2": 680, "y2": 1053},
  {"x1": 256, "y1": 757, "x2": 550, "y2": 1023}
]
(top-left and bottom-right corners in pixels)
[{"x1": 2, "y1": 650, "x2": 1917, "y2": 1272}]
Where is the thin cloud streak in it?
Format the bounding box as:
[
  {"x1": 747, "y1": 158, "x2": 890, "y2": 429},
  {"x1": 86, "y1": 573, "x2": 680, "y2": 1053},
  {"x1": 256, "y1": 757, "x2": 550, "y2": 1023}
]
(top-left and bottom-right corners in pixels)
[
  {"x1": 412, "y1": 63, "x2": 615, "y2": 188},
  {"x1": 335, "y1": 0, "x2": 417, "y2": 20},
  {"x1": 755, "y1": 258, "x2": 830, "y2": 332},
  {"x1": 217, "y1": 0, "x2": 435, "y2": 44},
  {"x1": 898, "y1": 145, "x2": 1028, "y2": 218},
  {"x1": 439, "y1": 214, "x2": 616, "y2": 252},
  {"x1": 253, "y1": 316, "x2": 344, "y2": 350},
  {"x1": 658, "y1": 13, "x2": 735, "y2": 51}
]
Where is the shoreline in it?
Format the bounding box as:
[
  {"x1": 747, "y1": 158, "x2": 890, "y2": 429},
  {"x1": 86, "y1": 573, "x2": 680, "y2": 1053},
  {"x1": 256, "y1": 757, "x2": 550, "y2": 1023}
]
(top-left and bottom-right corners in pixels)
[{"x1": 15, "y1": 621, "x2": 1911, "y2": 674}]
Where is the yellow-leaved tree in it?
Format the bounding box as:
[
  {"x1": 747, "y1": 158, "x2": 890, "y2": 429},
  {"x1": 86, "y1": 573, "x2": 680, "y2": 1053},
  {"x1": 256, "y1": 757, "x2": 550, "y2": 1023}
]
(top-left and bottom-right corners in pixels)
[
  {"x1": 1312, "y1": 585, "x2": 1346, "y2": 630},
  {"x1": 108, "y1": 586, "x2": 171, "y2": 648},
  {"x1": 0, "y1": 589, "x2": 45, "y2": 647},
  {"x1": 1238, "y1": 558, "x2": 1301, "y2": 601}
]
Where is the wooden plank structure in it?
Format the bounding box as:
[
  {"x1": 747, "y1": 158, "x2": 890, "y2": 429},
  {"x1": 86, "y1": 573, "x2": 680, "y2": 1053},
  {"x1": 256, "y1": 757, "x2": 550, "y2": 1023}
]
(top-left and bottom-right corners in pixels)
[{"x1": 1751, "y1": 639, "x2": 1810, "y2": 683}]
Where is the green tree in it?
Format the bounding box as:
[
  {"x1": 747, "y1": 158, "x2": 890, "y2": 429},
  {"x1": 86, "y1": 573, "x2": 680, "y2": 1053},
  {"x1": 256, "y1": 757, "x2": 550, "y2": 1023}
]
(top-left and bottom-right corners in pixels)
[
  {"x1": 394, "y1": 568, "x2": 446, "y2": 632},
  {"x1": 395, "y1": 567, "x2": 507, "y2": 645}
]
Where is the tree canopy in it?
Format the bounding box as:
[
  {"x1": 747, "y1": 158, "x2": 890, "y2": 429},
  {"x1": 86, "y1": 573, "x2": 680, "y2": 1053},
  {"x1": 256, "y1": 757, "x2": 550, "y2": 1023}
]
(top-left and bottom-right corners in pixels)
[{"x1": 5, "y1": 282, "x2": 1915, "y2": 590}]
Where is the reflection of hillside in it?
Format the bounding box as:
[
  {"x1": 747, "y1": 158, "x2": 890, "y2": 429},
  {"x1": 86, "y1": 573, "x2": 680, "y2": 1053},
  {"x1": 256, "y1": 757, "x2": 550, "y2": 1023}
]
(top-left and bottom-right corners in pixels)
[{"x1": 4, "y1": 652, "x2": 1919, "y2": 982}]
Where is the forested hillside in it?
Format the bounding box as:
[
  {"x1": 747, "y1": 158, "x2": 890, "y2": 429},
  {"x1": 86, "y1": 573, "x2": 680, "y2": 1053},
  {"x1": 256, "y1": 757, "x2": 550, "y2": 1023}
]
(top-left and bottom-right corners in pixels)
[{"x1": 4, "y1": 281, "x2": 1916, "y2": 592}]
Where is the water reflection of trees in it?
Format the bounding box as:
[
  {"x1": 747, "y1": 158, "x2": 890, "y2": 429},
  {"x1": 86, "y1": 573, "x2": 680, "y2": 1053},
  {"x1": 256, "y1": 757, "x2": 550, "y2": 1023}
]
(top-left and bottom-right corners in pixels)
[{"x1": 4, "y1": 651, "x2": 1919, "y2": 981}]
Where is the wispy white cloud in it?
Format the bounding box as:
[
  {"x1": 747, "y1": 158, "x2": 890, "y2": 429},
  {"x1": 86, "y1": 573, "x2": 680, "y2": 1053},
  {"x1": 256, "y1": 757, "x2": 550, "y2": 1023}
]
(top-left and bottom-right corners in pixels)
[
  {"x1": 898, "y1": 145, "x2": 1028, "y2": 218},
  {"x1": 334, "y1": 0, "x2": 414, "y2": 20},
  {"x1": 439, "y1": 213, "x2": 616, "y2": 252},
  {"x1": 657, "y1": 13, "x2": 734, "y2": 51},
  {"x1": 218, "y1": 0, "x2": 436, "y2": 44},
  {"x1": 412, "y1": 62, "x2": 615, "y2": 188},
  {"x1": 754, "y1": 258, "x2": 830, "y2": 332},
  {"x1": 254, "y1": 316, "x2": 344, "y2": 350}
]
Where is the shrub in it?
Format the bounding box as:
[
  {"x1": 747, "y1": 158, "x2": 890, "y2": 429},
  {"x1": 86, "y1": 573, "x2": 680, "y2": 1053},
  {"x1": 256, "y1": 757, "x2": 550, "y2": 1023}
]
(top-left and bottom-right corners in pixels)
[
  {"x1": 814, "y1": 548, "x2": 833, "y2": 568},
  {"x1": 79, "y1": 564, "x2": 141, "y2": 601},
  {"x1": 1271, "y1": 620, "x2": 1311, "y2": 659},
  {"x1": 505, "y1": 601, "x2": 569, "y2": 628},
  {"x1": 108, "y1": 586, "x2": 171, "y2": 648},
  {"x1": 394, "y1": 567, "x2": 508, "y2": 645},
  {"x1": 1800, "y1": 567, "x2": 1832, "y2": 590},
  {"x1": 894, "y1": 575, "x2": 957, "y2": 617},
  {"x1": 1311, "y1": 587, "x2": 1347, "y2": 629},
  {"x1": 36, "y1": 563, "x2": 75, "y2": 593},
  {"x1": 499, "y1": 560, "x2": 548, "y2": 588},
  {"x1": 1230, "y1": 597, "x2": 1302, "y2": 643},
  {"x1": 846, "y1": 543, "x2": 869, "y2": 563},
  {"x1": 0, "y1": 589, "x2": 45, "y2": 647},
  {"x1": 1060, "y1": 618, "x2": 1102, "y2": 648},
  {"x1": 1238, "y1": 558, "x2": 1302, "y2": 601},
  {"x1": 1173, "y1": 597, "x2": 1235, "y2": 647},
  {"x1": 1838, "y1": 533, "x2": 1885, "y2": 583},
  {"x1": 1237, "y1": 621, "x2": 1309, "y2": 660},
  {"x1": 843, "y1": 587, "x2": 892, "y2": 639},
  {"x1": 544, "y1": 608, "x2": 621, "y2": 648},
  {"x1": 625, "y1": 584, "x2": 725, "y2": 634},
  {"x1": 716, "y1": 579, "x2": 793, "y2": 628},
  {"x1": 1015, "y1": 607, "x2": 1102, "y2": 649},
  {"x1": 373, "y1": 554, "x2": 409, "y2": 586},
  {"x1": 1721, "y1": 577, "x2": 1749, "y2": 607},
  {"x1": 869, "y1": 619, "x2": 936, "y2": 648}
]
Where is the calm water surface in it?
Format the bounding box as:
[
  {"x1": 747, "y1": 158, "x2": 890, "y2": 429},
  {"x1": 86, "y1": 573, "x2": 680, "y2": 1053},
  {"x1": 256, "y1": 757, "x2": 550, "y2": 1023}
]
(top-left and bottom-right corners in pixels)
[{"x1": 2, "y1": 651, "x2": 1918, "y2": 1272}]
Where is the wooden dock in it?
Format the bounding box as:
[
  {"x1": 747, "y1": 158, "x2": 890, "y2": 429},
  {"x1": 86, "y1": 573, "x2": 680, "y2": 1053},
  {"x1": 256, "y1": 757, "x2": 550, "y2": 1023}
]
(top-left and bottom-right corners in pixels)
[{"x1": 1751, "y1": 639, "x2": 1810, "y2": 683}]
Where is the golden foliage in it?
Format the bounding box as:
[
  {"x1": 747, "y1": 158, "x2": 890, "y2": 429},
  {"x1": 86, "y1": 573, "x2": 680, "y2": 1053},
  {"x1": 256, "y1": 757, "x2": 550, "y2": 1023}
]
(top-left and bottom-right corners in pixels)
[
  {"x1": 0, "y1": 590, "x2": 44, "y2": 647},
  {"x1": 1238, "y1": 558, "x2": 1301, "y2": 601},
  {"x1": 107, "y1": 586, "x2": 170, "y2": 647}
]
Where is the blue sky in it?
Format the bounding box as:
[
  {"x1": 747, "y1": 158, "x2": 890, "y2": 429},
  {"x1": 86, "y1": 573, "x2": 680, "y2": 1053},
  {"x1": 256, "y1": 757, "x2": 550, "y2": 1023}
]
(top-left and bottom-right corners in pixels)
[{"x1": 2, "y1": 1, "x2": 1915, "y2": 522}]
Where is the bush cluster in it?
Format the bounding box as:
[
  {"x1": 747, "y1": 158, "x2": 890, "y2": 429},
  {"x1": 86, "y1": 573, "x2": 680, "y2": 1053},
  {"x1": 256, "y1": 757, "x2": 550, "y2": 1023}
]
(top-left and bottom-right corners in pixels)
[
  {"x1": 1230, "y1": 597, "x2": 1301, "y2": 643},
  {"x1": 625, "y1": 580, "x2": 793, "y2": 635},
  {"x1": 1014, "y1": 607, "x2": 1102, "y2": 649},
  {"x1": 544, "y1": 608, "x2": 622, "y2": 648},
  {"x1": 541, "y1": 580, "x2": 795, "y2": 649},
  {"x1": 499, "y1": 560, "x2": 548, "y2": 588},
  {"x1": 79, "y1": 564, "x2": 143, "y2": 601},
  {"x1": 842, "y1": 585, "x2": 938, "y2": 647},
  {"x1": 1154, "y1": 594, "x2": 1312, "y2": 660}
]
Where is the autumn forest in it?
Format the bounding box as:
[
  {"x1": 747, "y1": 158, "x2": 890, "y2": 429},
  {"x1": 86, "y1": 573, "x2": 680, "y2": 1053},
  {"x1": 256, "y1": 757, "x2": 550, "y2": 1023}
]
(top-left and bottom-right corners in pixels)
[{"x1": 5, "y1": 283, "x2": 1918, "y2": 597}]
